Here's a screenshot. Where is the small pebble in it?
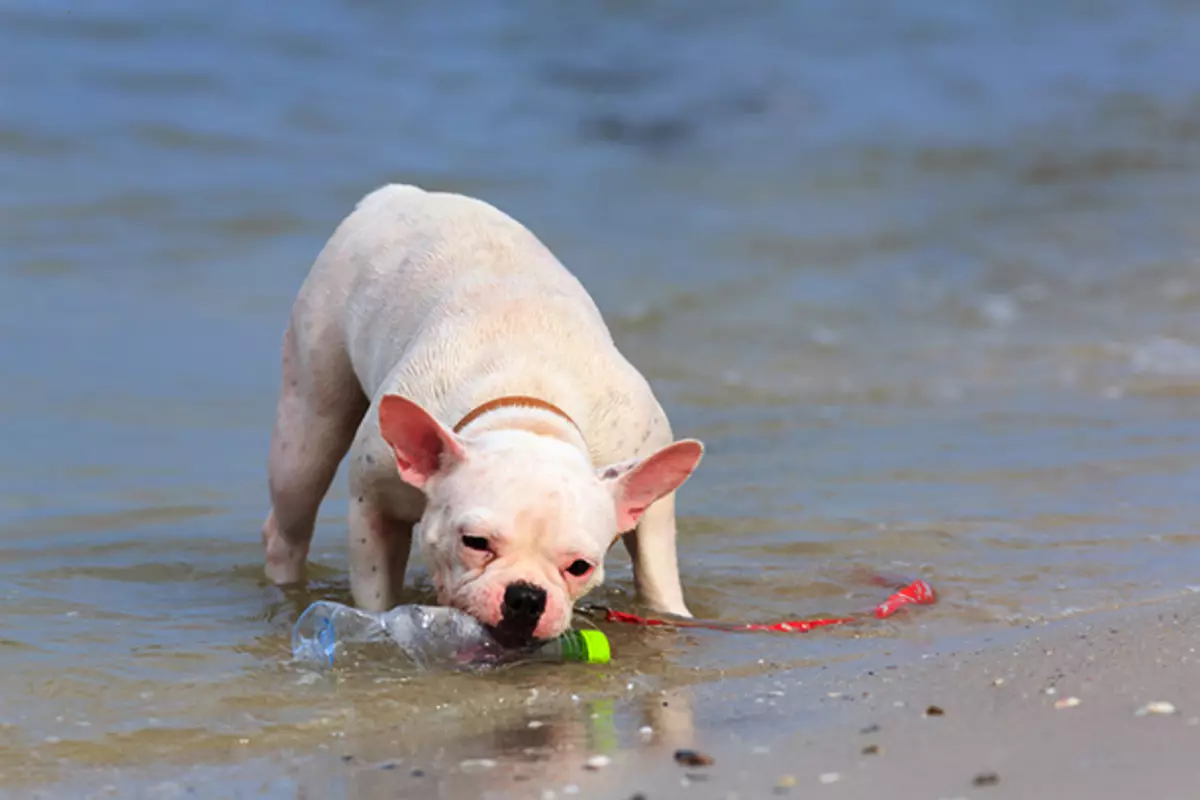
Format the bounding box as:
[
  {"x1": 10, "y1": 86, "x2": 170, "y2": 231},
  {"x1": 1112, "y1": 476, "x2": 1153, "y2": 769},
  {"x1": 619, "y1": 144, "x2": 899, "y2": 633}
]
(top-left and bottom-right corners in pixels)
[
  {"x1": 674, "y1": 749, "x2": 715, "y2": 767},
  {"x1": 992, "y1": 678, "x2": 1005, "y2": 686},
  {"x1": 528, "y1": 720, "x2": 545, "y2": 729},
  {"x1": 410, "y1": 768, "x2": 425, "y2": 778},
  {"x1": 638, "y1": 725, "x2": 654, "y2": 740},
  {"x1": 861, "y1": 745, "x2": 880, "y2": 755},
  {"x1": 973, "y1": 772, "x2": 1000, "y2": 787},
  {"x1": 1054, "y1": 697, "x2": 1081, "y2": 710},
  {"x1": 859, "y1": 724, "x2": 881, "y2": 734},
  {"x1": 584, "y1": 755, "x2": 611, "y2": 771},
  {"x1": 818, "y1": 772, "x2": 840, "y2": 785},
  {"x1": 563, "y1": 785, "x2": 580, "y2": 796},
  {"x1": 1044, "y1": 687, "x2": 1057, "y2": 696},
  {"x1": 925, "y1": 705, "x2": 945, "y2": 717},
  {"x1": 1135, "y1": 701, "x2": 1177, "y2": 716},
  {"x1": 775, "y1": 774, "x2": 797, "y2": 791},
  {"x1": 459, "y1": 758, "x2": 497, "y2": 772}
]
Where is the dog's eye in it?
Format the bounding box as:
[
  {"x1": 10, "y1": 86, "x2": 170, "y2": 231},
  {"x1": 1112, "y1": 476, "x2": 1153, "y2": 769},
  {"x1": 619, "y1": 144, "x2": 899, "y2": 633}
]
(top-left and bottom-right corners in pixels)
[
  {"x1": 565, "y1": 559, "x2": 592, "y2": 577},
  {"x1": 461, "y1": 535, "x2": 490, "y2": 552}
]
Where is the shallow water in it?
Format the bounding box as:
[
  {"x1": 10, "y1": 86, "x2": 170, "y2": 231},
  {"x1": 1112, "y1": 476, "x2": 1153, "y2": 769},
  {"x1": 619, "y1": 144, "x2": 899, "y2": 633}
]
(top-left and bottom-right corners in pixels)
[{"x1": 4, "y1": 0, "x2": 1200, "y2": 795}]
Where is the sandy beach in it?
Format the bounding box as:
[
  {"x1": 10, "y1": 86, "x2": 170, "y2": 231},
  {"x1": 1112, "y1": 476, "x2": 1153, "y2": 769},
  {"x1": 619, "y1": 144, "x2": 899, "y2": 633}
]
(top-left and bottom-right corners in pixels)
[
  {"x1": 149, "y1": 590, "x2": 1192, "y2": 800},
  {"x1": 503, "y1": 592, "x2": 1200, "y2": 800},
  {"x1": 22, "y1": 591, "x2": 1200, "y2": 799}
]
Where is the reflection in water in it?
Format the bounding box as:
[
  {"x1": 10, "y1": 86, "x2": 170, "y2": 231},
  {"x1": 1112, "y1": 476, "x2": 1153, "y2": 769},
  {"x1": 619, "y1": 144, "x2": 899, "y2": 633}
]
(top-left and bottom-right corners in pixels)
[
  {"x1": 4, "y1": 0, "x2": 1200, "y2": 795},
  {"x1": 330, "y1": 687, "x2": 699, "y2": 800}
]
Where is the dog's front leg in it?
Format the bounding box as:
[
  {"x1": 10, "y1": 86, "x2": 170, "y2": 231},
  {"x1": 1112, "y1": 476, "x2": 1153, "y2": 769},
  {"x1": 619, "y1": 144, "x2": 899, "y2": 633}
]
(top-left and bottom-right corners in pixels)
[
  {"x1": 348, "y1": 498, "x2": 413, "y2": 612},
  {"x1": 622, "y1": 492, "x2": 691, "y2": 617}
]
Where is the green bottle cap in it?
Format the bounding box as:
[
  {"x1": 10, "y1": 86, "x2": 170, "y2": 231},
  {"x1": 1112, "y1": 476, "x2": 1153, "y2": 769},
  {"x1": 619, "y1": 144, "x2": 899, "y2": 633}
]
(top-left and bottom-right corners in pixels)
[{"x1": 558, "y1": 629, "x2": 611, "y2": 664}]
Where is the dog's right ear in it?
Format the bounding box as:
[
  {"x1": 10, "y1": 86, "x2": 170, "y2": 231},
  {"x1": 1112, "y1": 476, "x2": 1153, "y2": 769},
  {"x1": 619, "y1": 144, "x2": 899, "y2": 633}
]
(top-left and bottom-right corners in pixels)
[{"x1": 378, "y1": 395, "x2": 467, "y2": 489}]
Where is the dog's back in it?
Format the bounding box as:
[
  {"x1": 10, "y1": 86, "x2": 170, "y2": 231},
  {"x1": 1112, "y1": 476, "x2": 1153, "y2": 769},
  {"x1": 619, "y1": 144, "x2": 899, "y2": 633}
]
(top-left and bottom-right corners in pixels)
[{"x1": 295, "y1": 184, "x2": 613, "y2": 400}]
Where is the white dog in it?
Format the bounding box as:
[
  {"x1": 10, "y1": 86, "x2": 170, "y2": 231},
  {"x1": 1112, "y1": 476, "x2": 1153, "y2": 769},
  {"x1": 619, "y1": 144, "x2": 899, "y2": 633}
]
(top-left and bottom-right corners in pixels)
[{"x1": 262, "y1": 184, "x2": 703, "y2": 644}]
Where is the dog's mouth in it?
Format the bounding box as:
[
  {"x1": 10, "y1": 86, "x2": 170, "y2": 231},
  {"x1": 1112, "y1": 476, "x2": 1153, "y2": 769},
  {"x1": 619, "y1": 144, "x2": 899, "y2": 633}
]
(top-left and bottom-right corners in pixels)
[{"x1": 485, "y1": 621, "x2": 545, "y2": 650}]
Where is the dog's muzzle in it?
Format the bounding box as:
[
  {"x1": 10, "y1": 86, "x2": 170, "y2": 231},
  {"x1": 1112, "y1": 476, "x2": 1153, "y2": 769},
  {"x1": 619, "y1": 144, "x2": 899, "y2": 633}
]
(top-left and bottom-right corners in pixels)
[{"x1": 490, "y1": 581, "x2": 547, "y2": 646}]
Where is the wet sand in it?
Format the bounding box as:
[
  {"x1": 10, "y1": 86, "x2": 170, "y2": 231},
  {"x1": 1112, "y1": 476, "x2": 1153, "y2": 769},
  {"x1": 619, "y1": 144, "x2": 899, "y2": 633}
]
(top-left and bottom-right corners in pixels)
[
  {"x1": 517, "y1": 592, "x2": 1200, "y2": 800},
  {"x1": 17, "y1": 591, "x2": 1200, "y2": 798}
]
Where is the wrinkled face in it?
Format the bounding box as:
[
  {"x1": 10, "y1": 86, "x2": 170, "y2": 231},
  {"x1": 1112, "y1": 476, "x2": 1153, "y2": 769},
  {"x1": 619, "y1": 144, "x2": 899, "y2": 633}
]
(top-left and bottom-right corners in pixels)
[
  {"x1": 377, "y1": 395, "x2": 705, "y2": 645},
  {"x1": 419, "y1": 432, "x2": 615, "y2": 643}
]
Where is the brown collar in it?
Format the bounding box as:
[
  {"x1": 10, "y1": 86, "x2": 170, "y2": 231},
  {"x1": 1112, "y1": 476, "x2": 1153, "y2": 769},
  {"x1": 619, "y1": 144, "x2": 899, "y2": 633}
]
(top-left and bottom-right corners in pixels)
[{"x1": 453, "y1": 395, "x2": 581, "y2": 436}]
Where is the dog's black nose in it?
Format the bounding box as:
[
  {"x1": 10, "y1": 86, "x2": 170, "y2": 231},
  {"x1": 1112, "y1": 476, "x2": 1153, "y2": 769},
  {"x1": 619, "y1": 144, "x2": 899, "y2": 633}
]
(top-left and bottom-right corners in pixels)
[{"x1": 502, "y1": 582, "x2": 546, "y2": 624}]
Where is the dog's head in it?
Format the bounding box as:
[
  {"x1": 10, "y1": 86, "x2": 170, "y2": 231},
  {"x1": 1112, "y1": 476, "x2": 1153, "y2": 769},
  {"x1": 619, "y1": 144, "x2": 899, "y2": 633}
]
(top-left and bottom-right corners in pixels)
[{"x1": 378, "y1": 395, "x2": 703, "y2": 644}]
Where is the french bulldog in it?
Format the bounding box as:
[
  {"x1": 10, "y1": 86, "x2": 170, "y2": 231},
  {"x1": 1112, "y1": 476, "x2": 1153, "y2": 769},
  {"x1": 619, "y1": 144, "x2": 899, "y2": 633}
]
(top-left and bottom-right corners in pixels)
[{"x1": 262, "y1": 184, "x2": 703, "y2": 644}]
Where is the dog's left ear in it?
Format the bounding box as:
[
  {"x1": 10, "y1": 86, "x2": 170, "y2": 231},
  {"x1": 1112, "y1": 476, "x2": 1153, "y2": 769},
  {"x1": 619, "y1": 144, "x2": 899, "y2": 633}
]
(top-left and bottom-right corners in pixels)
[
  {"x1": 378, "y1": 394, "x2": 467, "y2": 490},
  {"x1": 599, "y1": 440, "x2": 704, "y2": 531}
]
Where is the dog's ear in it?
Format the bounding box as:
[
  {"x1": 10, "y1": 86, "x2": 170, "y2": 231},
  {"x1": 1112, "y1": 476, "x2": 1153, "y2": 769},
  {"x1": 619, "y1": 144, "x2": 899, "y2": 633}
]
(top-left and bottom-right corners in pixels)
[
  {"x1": 599, "y1": 439, "x2": 704, "y2": 531},
  {"x1": 378, "y1": 395, "x2": 467, "y2": 489}
]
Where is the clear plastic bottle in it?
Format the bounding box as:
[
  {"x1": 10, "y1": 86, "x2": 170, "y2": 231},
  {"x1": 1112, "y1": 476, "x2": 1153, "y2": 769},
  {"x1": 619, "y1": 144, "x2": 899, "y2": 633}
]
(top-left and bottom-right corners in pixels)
[{"x1": 291, "y1": 600, "x2": 609, "y2": 671}]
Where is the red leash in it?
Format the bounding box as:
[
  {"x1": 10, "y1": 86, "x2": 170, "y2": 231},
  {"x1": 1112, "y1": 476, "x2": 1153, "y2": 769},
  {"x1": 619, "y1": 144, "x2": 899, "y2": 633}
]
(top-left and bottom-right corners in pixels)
[{"x1": 598, "y1": 578, "x2": 934, "y2": 633}]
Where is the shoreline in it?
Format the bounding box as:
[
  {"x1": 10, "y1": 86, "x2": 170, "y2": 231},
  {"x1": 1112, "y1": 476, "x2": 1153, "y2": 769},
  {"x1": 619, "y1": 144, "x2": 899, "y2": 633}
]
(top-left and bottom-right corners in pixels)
[
  {"x1": 16, "y1": 591, "x2": 1200, "y2": 798},
  {"x1": 541, "y1": 591, "x2": 1200, "y2": 800}
]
